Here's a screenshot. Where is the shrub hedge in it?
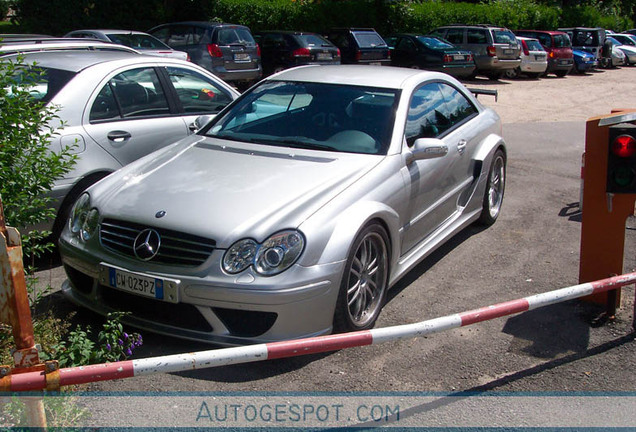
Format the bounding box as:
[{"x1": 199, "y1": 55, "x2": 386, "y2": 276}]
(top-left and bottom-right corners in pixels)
[{"x1": 9, "y1": 0, "x2": 635, "y2": 40}]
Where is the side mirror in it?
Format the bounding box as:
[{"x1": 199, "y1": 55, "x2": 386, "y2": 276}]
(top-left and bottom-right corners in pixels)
[
  {"x1": 409, "y1": 138, "x2": 449, "y2": 162},
  {"x1": 191, "y1": 115, "x2": 215, "y2": 132}
]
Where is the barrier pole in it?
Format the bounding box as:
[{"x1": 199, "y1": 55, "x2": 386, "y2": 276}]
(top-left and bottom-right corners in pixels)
[
  {"x1": 1, "y1": 271, "x2": 635, "y2": 393},
  {"x1": 0, "y1": 195, "x2": 47, "y2": 427}
]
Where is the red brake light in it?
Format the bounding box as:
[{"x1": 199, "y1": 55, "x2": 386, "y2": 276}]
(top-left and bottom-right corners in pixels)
[
  {"x1": 443, "y1": 54, "x2": 452, "y2": 63},
  {"x1": 521, "y1": 40, "x2": 529, "y2": 56},
  {"x1": 207, "y1": 44, "x2": 223, "y2": 58},
  {"x1": 256, "y1": 44, "x2": 261, "y2": 57},
  {"x1": 336, "y1": 48, "x2": 341, "y2": 58},
  {"x1": 355, "y1": 50, "x2": 362, "y2": 61},
  {"x1": 487, "y1": 46, "x2": 496, "y2": 56},
  {"x1": 612, "y1": 135, "x2": 636, "y2": 158},
  {"x1": 292, "y1": 47, "x2": 311, "y2": 58}
]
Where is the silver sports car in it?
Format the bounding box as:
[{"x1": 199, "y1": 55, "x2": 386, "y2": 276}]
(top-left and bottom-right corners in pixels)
[{"x1": 59, "y1": 65, "x2": 506, "y2": 345}]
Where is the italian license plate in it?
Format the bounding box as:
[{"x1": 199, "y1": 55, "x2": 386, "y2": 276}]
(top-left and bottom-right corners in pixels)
[
  {"x1": 535, "y1": 55, "x2": 546, "y2": 61},
  {"x1": 234, "y1": 53, "x2": 251, "y2": 62},
  {"x1": 369, "y1": 62, "x2": 382, "y2": 66},
  {"x1": 453, "y1": 54, "x2": 464, "y2": 61},
  {"x1": 316, "y1": 53, "x2": 332, "y2": 60},
  {"x1": 559, "y1": 59, "x2": 569, "y2": 65},
  {"x1": 504, "y1": 49, "x2": 513, "y2": 55},
  {"x1": 100, "y1": 264, "x2": 179, "y2": 303}
]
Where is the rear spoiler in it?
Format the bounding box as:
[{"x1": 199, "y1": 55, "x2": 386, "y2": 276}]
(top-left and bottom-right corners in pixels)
[{"x1": 468, "y1": 88, "x2": 498, "y2": 102}]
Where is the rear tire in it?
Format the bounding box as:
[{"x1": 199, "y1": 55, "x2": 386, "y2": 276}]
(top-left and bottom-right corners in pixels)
[
  {"x1": 477, "y1": 149, "x2": 506, "y2": 226},
  {"x1": 333, "y1": 223, "x2": 389, "y2": 332},
  {"x1": 503, "y1": 68, "x2": 519, "y2": 79}
]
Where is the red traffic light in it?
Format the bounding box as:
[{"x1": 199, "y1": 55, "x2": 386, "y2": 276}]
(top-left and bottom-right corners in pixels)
[{"x1": 611, "y1": 134, "x2": 636, "y2": 158}]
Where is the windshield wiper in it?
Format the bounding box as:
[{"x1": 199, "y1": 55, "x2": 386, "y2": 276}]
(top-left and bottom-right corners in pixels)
[{"x1": 249, "y1": 137, "x2": 341, "y2": 152}]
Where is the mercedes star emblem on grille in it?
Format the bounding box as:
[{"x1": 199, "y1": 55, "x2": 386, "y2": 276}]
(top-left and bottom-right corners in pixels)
[{"x1": 133, "y1": 229, "x2": 161, "y2": 261}]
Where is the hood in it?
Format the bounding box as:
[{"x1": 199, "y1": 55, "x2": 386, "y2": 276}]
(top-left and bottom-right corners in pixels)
[{"x1": 92, "y1": 136, "x2": 382, "y2": 247}]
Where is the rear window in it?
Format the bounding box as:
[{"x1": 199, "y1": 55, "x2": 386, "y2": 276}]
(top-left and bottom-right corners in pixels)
[
  {"x1": 353, "y1": 32, "x2": 387, "y2": 48},
  {"x1": 525, "y1": 40, "x2": 544, "y2": 51},
  {"x1": 493, "y1": 30, "x2": 517, "y2": 44},
  {"x1": 553, "y1": 34, "x2": 572, "y2": 48},
  {"x1": 7, "y1": 66, "x2": 76, "y2": 103},
  {"x1": 417, "y1": 36, "x2": 454, "y2": 50},
  {"x1": 296, "y1": 34, "x2": 332, "y2": 48},
  {"x1": 217, "y1": 28, "x2": 256, "y2": 47}
]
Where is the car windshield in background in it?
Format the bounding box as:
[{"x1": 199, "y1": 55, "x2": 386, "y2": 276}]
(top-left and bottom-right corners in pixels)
[
  {"x1": 417, "y1": 36, "x2": 454, "y2": 50},
  {"x1": 554, "y1": 34, "x2": 572, "y2": 48},
  {"x1": 206, "y1": 81, "x2": 398, "y2": 155},
  {"x1": 354, "y1": 33, "x2": 387, "y2": 48},
  {"x1": 106, "y1": 33, "x2": 170, "y2": 49},
  {"x1": 493, "y1": 30, "x2": 517, "y2": 44},
  {"x1": 6, "y1": 66, "x2": 76, "y2": 103}
]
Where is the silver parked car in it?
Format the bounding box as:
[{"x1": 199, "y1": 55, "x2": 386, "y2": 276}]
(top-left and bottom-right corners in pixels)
[
  {"x1": 63, "y1": 30, "x2": 189, "y2": 60},
  {"x1": 2, "y1": 50, "x2": 239, "y2": 237},
  {"x1": 59, "y1": 65, "x2": 506, "y2": 345}
]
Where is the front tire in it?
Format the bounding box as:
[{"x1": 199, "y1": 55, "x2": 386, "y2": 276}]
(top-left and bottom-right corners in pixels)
[
  {"x1": 477, "y1": 149, "x2": 506, "y2": 226},
  {"x1": 333, "y1": 223, "x2": 389, "y2": 332}
]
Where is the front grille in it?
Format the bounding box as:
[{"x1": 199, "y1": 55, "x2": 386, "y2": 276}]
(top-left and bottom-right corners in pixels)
[{"x1": 100, "y1": 218, "x2": 216, "y2": 267}]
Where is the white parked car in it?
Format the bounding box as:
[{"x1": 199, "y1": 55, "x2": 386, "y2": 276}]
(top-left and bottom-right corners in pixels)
[
  {"x1": 505, "y1": 37, "x2": 548, "y2": 78},
  {"x1": 2, "y1": 50, "x2": 239, "y2": 237}
]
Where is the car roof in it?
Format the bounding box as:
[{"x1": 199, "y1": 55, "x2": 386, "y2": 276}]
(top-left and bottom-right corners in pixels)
[
  {"x1": 0, "y1": 50, "x2": 147, "y2": 72},
  {"x1": 268, "y1": 64, "x2": 441, "y2": 89},
  {"x1": 151, "y1": 21, "x2": 247, "y2": 29},
  {"x1": 516, "y1": 36, "x2": 540, "y2": 41},
  {"x1": 71, "y1": 29, "x2": 151, "y2": 35}
]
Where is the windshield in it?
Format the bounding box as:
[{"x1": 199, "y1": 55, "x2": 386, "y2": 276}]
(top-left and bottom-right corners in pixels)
[
  {"x1": 297, "y1": 34, "x2": 333, "y2": 47},
  {"x1": 205, "y1": 81, "x2": 399, "y2": 155},
  {"x1": 6, "y1": 65, "x2": 76, "y2": 103},
  {"x1": 417, "y1": 36, "x2": 454, "y2": 50},
  {"x1": 525, "y1": 40, "x2": 544, "y2": 51}
]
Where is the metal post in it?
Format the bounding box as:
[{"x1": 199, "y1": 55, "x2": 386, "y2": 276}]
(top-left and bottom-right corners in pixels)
[{"x1": 0, "y1": 195, "x2": 47, "y2": 428}]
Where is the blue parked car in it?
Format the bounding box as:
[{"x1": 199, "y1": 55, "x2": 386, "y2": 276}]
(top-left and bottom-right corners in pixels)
[{"x1": 572, "y1": 49, "x2": 597, "y2": 73}]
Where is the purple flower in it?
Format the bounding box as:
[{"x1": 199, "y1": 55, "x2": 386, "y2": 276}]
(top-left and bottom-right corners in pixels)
[
  {"x1": 118, "y1": 339, "x2": 123, "y2": 346},
  {"x1": 126, "y1": 349, "x2": 132, "y2": 356},
  {"x1": 123, "y1": 332, "x2": 129, "y2": 339},
  {"x1": 106, "y1": 343, "x2": 111, "y2": 352}
]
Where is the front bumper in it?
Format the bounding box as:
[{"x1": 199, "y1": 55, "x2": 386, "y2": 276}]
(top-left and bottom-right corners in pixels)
[{"x1": 59, "y1": 235, "x2": 344, "y2": 346}]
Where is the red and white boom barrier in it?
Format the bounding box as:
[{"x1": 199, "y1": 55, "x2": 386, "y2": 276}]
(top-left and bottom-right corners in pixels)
[{"x1": 2, "y1": 272, "x2": 635, "y2": 392}]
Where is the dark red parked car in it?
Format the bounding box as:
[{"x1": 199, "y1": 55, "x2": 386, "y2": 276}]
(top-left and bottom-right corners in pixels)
[{"x1": 514, "y1": 30, "x2": 574, "y2": 76}]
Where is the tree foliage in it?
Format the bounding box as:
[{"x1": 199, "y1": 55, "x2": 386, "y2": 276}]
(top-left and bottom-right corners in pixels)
[{"x1": 0, "y1": 56, "x2": 76, "y2": 259}]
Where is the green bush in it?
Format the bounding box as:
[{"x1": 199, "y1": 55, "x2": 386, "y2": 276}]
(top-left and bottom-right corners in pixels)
[
  {"x1": 0, "y1": 1, "x2": 9, "y2": 21},
  {"x1": 0, "y1": 56, "x2": 77, "y2": 260}
]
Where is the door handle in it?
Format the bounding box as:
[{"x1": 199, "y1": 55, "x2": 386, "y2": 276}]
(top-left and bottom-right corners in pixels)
[
  {"x1": 457, "y1": 139, "x2": 467, "y2": 155},
  {"x1": 107, "y1": 130, "x2": 132, "y2": 143}
]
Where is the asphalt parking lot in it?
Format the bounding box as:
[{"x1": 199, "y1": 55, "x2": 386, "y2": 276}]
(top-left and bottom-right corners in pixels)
[{"x1": 31, "y1": 66, "x2": 636, "y2": 427}]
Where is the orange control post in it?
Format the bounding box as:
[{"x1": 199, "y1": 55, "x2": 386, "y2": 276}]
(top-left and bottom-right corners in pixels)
[{"x1": 579, "y1": 109, "x2": 636, "y2": 312}]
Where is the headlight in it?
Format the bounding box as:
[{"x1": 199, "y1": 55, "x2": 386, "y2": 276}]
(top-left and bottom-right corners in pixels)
[
  {"x1": 222, "y1": 239, "x2": 258, "y2": 274},
  {"x1": 222, "y1": 230, "x2": 305, "y2": 276},
  {"x1": 69, "y1": 193, "x2": 100, "y2": 241}
]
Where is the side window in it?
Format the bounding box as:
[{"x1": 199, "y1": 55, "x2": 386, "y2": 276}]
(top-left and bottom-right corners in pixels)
[
  {"x1": 168, "y1": 26, "x2": 191, "y2": 47},
  {"x1": 405, "y1": 82, "x2": 449, "y2": 144},
  {"x1": 166, "y1": 67, "x2": 234, "y2": 114},
  {"x1": 263, "y1": 33, "x2": 285, "y2": 48},
  {"x1": 90, "y1": 84, "x2": 119, "y2": 122},
  {"x1": 467, "y1": 29, "x2": 488, "y2": 44},
  {"x1": 445, "y1": 29, "x2": 464, "y2": 44},
  {"x1": 396, "y1": 37, "x2": 416, "y2": 52},
  {"x1": 438, "y1": 83, "x2": 478, "y2": 127},
  {"x1": 90, "y1": 67, "x2": 171, "y2": 122}
]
